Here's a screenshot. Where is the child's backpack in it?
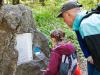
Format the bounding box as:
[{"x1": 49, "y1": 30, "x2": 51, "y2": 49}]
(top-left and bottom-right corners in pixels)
[{"x1": 59, "y1": 52, "x2": 77, "y2": 75}]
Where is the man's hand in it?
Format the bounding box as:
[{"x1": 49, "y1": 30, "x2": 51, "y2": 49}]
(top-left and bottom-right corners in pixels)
[{"x1": 87, "y1": 56, "x2": 94, "y2": 64}]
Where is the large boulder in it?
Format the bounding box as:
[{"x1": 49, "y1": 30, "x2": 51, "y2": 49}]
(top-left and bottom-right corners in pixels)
[
  {"x1": 0, "y1": 4, "x2": 49, "y2": 75},
  {"x1": 16, "y1": 61, "x2": 43, "y2": 75},
  {"x1": 0, "y1": 5, "x2": 18, "y2": 75}
]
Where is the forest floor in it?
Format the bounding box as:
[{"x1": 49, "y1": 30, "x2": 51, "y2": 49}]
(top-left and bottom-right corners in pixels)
[{"x1": 78, "y1": 55, "x2": 87, "y2": 75}]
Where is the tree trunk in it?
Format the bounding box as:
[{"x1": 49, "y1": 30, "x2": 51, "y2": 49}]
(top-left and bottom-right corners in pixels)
[
  {"x1": 39, "y1": 0, "x2": 45, "y2": 6},
  {"x1": 97, "y1": 0, "x2": 100, "y2": 3},
  {"x1": 31, "y1": 0, "x2": 36, "y2": 3},
  {"x1": 12, "y1": 0, "x2": 20, "y2": 5},
  {"x1": 0, "y1": 0, "x2": 3, "y2": 7}
]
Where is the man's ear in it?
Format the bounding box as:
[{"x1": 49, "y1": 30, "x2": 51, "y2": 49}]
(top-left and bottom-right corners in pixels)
[{"x1": 67, "y1": 12, "x2": 71, "y2": 17}]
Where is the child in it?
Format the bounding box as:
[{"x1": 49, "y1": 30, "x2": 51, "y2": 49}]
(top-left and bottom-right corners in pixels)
[{"x1": 43, "y1": 29, "x2": 81, "y2": 75}]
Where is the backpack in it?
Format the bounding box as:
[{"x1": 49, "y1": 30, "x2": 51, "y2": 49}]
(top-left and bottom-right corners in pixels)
[
  {"x1": 80, "y1": 3, "x2": 100, "y2": 24},
  {"x1": 59, "y1": 52, "x2": 77, "y2": 75}
]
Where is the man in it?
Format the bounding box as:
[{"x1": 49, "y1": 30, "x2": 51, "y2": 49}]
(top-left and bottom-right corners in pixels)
[{"x1": 57, "y1": 1, "x2": 100, "y2": 75}]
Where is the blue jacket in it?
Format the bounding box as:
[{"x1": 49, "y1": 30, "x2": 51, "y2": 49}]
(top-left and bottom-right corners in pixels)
[
  {"x1": 75, "y1": 31, "x2": 91, "y2": 58},
  {"x1": 73, "y1": 11, "x2": 91, "y2": 58},
  {"x1": 73, "y1": 11, "x2": 100, "y2": 71}
]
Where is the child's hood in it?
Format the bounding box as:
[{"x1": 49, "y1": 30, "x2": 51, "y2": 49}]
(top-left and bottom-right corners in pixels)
[{"x1": 53, "y1": 41, "x2": 75, "y2": 56}]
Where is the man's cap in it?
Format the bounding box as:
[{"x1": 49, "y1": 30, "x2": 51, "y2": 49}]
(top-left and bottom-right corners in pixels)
[{"x1": 57, "y1": 2, "x2": 82, "y2": 18}]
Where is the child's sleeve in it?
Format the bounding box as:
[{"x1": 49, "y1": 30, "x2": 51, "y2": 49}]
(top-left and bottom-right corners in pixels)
[{"x1": 44, "y1": 52, "x2": 61, "y2": 75}]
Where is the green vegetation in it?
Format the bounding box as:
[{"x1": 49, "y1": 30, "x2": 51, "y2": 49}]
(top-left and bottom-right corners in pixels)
[{"x1": 31, "y1": 1, "x2": 73, "y2": 39}]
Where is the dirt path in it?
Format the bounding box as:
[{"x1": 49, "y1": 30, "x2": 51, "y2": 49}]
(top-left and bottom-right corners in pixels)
[{"x1": 78, "y1": 55, "x2": 87, "y2": 75}]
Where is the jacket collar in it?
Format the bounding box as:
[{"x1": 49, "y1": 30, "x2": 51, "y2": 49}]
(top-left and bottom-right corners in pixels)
[{"x1": 72, "y1": 11, "x2": 87, "y2": 31}]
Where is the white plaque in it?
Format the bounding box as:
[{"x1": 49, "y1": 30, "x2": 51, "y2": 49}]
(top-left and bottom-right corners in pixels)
[{"x1": 15, "y1": 33, "x2": 33, "y2": 65}]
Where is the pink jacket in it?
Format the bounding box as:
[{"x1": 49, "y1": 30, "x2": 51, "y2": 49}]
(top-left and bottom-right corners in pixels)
[{"x1": 44, "y1": 42, "x2": 75, "y2": 75}]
